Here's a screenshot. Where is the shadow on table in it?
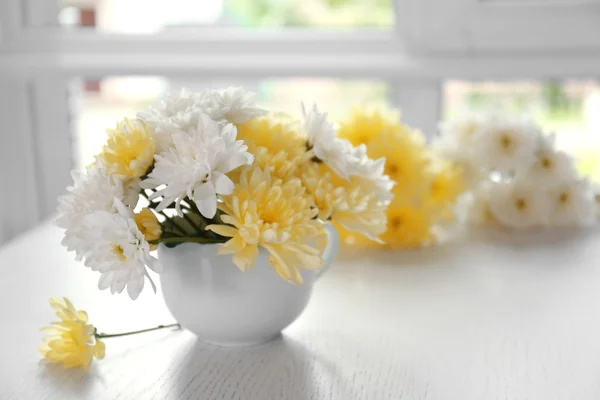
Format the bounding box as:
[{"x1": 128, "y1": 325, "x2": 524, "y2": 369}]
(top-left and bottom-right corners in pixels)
[
  {"x1": 336, "y1": 239, "x2": 466, "y2": 269},
  {"x1": 173, "y1": 335, "x2": 342, "y2": 400},
  {"x1": 465, "y1": 226, "x2": 600, "y2": 249},
  {"x1": 37, "y1": 362, "x2": 100, "y2": 397},
  {"x1": 337, "y1": 226, "x2": 600, "y2": 265}
]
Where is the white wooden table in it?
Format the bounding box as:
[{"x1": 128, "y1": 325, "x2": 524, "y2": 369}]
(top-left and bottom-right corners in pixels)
[{"x1": 2, "y1": 221, "x2": 600, "y2": 400}]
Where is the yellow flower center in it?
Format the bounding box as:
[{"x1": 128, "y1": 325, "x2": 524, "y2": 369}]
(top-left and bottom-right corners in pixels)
[
  {"x1": 541, "y1": 157, "x2": 553, "y2": 169},
  {"x1": 390, "y1": 216, "x2": 402, "y2": 230},
  {"x1": 387, "y1": 164, "x2": 399, "y2": 177},
  {"x1": 559, "y1": 192, "x2": 570, "y2": 204},
  {"x1": 463, "y1": 122, "x2": 479, "y2": 138},
  {"x1": 500, "y1": 132, "x2": 514, "y2": 151},
  {"x1": 484, "y1": 206, "x2": 496, "y2": 222},
  {"x1": 430, "y1": 180, "x2": 440, "y2": 196},
  {"x1": 261, "y1": 212, "x2": 277, "y2": 225},
  {"x1": 113, "y1": 245, "x2": 126, "y2": 261},
  {"x1": 515, "y1": 197, "x2": 527, "y2": 211}
]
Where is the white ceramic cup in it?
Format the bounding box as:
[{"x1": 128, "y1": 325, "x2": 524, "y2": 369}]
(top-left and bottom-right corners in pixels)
[{"x1": 158, "y1": 224, "x2": 340, "y2": 346}]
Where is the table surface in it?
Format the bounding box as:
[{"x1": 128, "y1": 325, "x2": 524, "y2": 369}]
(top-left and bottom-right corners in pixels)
[{"x1": 2, "y1": 222, "x2": 600, "y2": 400}]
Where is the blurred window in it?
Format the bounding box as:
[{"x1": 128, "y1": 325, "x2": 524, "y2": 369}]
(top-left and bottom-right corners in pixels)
[{"x1": 59, "y1": 0, "x2": 394, "y2": 32}]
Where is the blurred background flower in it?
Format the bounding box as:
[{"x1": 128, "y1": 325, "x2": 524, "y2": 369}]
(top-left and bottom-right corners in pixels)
[{"x1": 336, "y1": 107, "x2": 467, "y2": 249}]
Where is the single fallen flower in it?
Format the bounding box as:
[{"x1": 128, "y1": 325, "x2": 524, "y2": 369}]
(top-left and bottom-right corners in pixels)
[{"x1": 39, "y1": 297, "x2": 179, "y2": 370}]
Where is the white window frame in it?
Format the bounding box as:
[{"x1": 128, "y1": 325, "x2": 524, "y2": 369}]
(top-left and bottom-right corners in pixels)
[
  {"x1": 1, "y1": 0, "x2": 600, "y2": 242},
  {"x1": 398, "y1": 0, "x2": 600, "y2": 53}
]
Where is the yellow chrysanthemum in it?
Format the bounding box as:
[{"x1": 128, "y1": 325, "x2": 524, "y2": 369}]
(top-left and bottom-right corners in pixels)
[
  {"x1": 337, "y1": 106, "x2": 401, "y2": 147},
  {"x1": 236, "y1": 115, "x2": 306, "y2": 180},
  {"x1": 370, "y1": 128, "x2": 431, "y2": 197},
  {"x1": 299, "y1": 162, "x2": 388, "y2": 241},
  {"x1": 428, "y1": 165, "x2": 465, "y2": 205},
  {"x1": 337, "y1": 201, "x2": 436, "y2": 249},
  {"x1": 425, "y1": 164, "x2": 467, "y2": 222},
  {"x1": 207, "y1": 167, "x2": 324, "y2": 284},
  {"x1": 134, "y1": 208, "x2": 162, "y2": 250},
  {"x1": 99, "y1": 118, "x2": 155, "y2": 179},
  {"x1": 332, "y1": 176, "x2": 389, "y2": 241},
  {"x1": 339, "y1": 108, "x2": 431, "y2": 197},
  {"x1": 299, "y1": 163, "x2": 345, "y2": 221},
  {"x1": 380, "y1": 203, "x2": 435, "y2": 249},
  {"x1": 39, "y1": 297, "x2": 105, "y2": 370}
]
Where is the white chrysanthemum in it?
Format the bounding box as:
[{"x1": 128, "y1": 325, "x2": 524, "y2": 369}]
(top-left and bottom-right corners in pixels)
[
  {"x1": 218, "y1": 86, "x2": 265, "y2": 124},
  {"x1": 302, "y1": 103, "x2": 352, "y2": 179},
  {"x1": 525, "y1": 133, "x2": 578, "y2": 187},
  {"x1": 337, "y1": 140, "x2": 394, "y2": 202},
  {"x1": 374, "y1": 175, "x2": 396, "y2": 204},
  {"x1": 461, "y1": 182, "x2": 500, "y2": 227},
  {"x1": 345, "y1": 142, "x2": 385, "y2": 179},
  {"x1": 81, "y1": 200, "x2": 161, "y2": 300},
  {"x1": 57, "y1": 165, "x2": 126, "y2": 259},
  {"x1": 438, "y1": 115, "x2": 483, "y2": 147},
  {"x1": 138, "y1": 89, "x2": 227, "y2": 152},
  {"x1": 488, "y1": 178, "x2": 550, "y2": 229},
  {"x1": 142, "y1": 114, "x2": 253, "y2": 218},
  {"x1": 433, "y1": 115, "x2": 481, "y2": 165},
  {"x1": 472, "y1": 116, "x2": 539, "y2": 174},
  {"x1": 433, "y1": 139, "x2": 484, "y2": 187},
  {"x1": 433, "y1": 116, "x2": 489, "y2": 187},
  {"x1": 547, "y1": 179, "x2": 596, "y2": 227}
]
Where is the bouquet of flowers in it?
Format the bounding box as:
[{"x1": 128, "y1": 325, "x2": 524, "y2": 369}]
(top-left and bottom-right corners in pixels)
[
  {"x1": 334, "y1": 107, "x2": 466, "y2": 249},
  {"x1": 434, "y1": 113, "x2": 600, "y2": 230},
  {"x1": 57, "y1": 87, "x2": 393, "y2": 299}
]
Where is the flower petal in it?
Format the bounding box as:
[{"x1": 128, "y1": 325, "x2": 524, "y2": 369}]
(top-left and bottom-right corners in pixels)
[
  {"x1": 206, "y1": 224, "x2": 237, "y2": 237},
  {"x1": 193, "y1": 183, "x2": 217, "y2": 219},
  {"x1": 214, "y1": 173, "x2": 235, "y2": 195},
  {"x1": 93, "y1": 340, "x2": 106, "y2": 360},
  {"x1": 146, "y1": 256, "x2": 162, "y2": 273},
  {"x1": 98, "y1": 272, "x2": 113, "y2": 290},
  {"x1": 232, "y1": 245, "x2": 259, "y2": 272},
  {"x1": 218, "y1": 235, "x2": 246, "y2": 254},
  {"x1": 126, "y1": 275, "x2": 145, "y2": 300}
]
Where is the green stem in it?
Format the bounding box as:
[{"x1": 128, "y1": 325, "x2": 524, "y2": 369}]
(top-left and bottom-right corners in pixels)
[
  {"x1": 181, "y1": 212, "x2": 203, "y2": 233},
  {"x1": 95, "y1": 323, "x2": 180, "y2": 339},
  {"x1": 140, "y1": 190, "x2": 187, "y2": 235},
  {"x1": 184, "y1": 196, "x2": 203, "y2": 215},
  {"x1": 163, "y1": 212, "x2": 188, "y2": 235},
  {"x1": 182, "y1": 197, "x2": 213, "y2": 235},
  {"x1": 178, "y1": 201, "x2": 192, "y2": 211}
]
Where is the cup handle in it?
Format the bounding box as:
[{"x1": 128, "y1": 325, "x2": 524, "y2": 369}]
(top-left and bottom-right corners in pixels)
[{"x1": 315, "y1": 223, "x2": 340, "y2": 281}]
